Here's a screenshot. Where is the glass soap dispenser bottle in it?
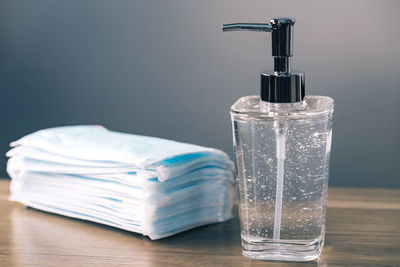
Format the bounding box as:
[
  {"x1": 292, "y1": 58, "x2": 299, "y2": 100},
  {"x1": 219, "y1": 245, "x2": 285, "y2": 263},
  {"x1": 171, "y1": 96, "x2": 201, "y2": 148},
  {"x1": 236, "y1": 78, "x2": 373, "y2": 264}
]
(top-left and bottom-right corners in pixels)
[{"x1": 223, "y1": 18, "x2": 334, "y2": 261}]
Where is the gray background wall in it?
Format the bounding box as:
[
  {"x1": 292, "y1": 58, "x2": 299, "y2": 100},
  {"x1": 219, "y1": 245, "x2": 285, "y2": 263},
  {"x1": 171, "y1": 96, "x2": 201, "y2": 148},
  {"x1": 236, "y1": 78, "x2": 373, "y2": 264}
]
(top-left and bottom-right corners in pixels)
[{"x1": 1, "y1": 0, "x2": 399, "y2": 187}]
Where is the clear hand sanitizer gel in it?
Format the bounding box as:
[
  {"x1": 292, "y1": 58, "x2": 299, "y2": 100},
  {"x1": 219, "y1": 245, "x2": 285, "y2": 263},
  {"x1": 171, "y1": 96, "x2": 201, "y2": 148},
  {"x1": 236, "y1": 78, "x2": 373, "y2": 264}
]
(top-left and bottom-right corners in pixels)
[{"x1": 223, "y1": 18, "x2": 334, "y2": 261}]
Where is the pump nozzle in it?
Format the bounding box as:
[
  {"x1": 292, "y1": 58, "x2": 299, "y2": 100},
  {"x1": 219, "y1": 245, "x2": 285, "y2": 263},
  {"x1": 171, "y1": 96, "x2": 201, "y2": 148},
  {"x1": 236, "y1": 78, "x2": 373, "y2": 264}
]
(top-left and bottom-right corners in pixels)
[
  {"x1": 222, "y1": 23, "x2": 273, "y2": 32},
  {"x1": 222, "y1": 18, "x2": 304, "y2": 103},
  {"x1": 223, "y1": 18, "x2": 294, "y2": 59}
]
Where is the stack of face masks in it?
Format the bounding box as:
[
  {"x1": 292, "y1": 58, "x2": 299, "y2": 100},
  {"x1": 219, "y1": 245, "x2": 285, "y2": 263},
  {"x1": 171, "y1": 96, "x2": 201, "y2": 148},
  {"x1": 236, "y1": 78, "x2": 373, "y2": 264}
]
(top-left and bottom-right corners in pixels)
[{"x1": 6, "y1": 126, "x2": 234, "y2": 240}]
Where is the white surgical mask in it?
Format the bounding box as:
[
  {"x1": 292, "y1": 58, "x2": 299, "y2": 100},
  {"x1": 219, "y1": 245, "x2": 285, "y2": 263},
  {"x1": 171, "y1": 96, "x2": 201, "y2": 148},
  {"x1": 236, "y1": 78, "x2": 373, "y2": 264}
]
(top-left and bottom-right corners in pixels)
[{"x1": 8, "y1": 125, "x2": 234, "y2": 239}]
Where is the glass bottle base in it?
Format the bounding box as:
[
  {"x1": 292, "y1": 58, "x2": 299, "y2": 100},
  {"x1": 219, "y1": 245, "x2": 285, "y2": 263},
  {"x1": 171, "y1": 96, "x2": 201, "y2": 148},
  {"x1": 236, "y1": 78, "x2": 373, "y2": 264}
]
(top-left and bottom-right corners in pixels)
[{"x1": 241, "y1": 237, "x2": 323, "y2": 262}]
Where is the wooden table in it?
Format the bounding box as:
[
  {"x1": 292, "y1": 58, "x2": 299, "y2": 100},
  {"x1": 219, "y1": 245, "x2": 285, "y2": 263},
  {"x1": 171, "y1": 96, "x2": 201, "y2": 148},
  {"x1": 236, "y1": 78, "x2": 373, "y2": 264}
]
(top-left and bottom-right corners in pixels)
[{"x1": 0, "y1": 179, "x2": 399, "y2": 266}]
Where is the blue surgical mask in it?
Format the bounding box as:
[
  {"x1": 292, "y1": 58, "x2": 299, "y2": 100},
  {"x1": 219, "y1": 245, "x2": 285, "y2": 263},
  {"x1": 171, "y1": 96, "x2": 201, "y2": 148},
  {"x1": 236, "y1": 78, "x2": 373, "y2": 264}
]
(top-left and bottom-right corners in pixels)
[{"x1": 7, "y1": 125, "x2": 234, "y2": 239}]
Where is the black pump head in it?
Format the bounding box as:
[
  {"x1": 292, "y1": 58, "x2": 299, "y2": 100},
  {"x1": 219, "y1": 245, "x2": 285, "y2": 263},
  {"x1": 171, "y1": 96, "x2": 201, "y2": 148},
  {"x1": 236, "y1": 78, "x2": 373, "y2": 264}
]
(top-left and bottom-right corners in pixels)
[{"x1": 223, "y1": 17, "x2": 305, "y2": 103}]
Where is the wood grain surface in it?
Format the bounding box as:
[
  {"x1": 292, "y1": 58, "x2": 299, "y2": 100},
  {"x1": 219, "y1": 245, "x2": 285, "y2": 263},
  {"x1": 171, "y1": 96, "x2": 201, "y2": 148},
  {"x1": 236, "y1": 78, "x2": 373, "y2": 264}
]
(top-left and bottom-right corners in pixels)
[{"x1": 0, "y1": 179, "x2": 399, "y2": 266}]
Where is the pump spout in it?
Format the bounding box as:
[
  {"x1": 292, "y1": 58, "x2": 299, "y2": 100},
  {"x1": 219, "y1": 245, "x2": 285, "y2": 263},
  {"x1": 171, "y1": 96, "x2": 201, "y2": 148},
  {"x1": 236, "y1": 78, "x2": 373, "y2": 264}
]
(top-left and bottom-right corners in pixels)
[
  {"x1": 222, "y1": 23, "x2": 273, "y2": 32},
  {"x1": 222, "y1": 18, "x2": 295, "y2": 58}
]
